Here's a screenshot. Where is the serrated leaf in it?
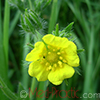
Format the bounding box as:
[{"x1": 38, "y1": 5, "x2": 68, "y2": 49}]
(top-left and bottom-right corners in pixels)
[
  {"x1": 25, "y1": 16, "x2": 35, "y2": 33},
  {"x1": 21, "y1": 14, "x2": 28, "y2": 31},
  {"x1": 29, "y1": 10, "x2": 42, "y2": 28},
  {"x1": 25, "y1": 9, "x2": 29, "y2": 17}
]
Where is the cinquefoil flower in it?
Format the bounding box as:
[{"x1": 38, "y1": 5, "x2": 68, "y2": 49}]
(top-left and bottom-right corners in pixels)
[{"x1": 26, "y1": 34, "x2": 79, "y2": 85}]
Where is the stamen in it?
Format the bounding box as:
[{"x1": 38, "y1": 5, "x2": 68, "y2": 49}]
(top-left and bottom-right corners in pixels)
[
  {"x1": 44, "y1": 48, "x2": 46, "y2": 50},
  {"x1": 58, "y1": 61, "x2": 63, "y2": 68},
  {"x1": 46, "y1": 68, "x2": 49, "y2": 71},
  {"x1": 63, "y1": 60, "x2": 67, "y2": 63},
  {"x1": 57, "y1": 47, "x2": 60, "y2": 50},
  {"x1": 53, "y1": 49, "x2": 56, "y2": 51},
  {"x1": 52, "y1": 68, "x2": 55, "y2": 71},
  {"x1": 61, "y1": 51, "x2": 64, "y2": 54},
  {"x1": 57, "y1": 52, "x2": 61, "y2": 55},
  {"x1": 46, "y1": 62, "x2": 49, "y2": 66},
  {"x1": 48, "y1": 65, "x2": 52, "y2": 70},
  {"x1": 41, "y1": 58, "x2": 45, "y2": 60},
  {"x1": 48, "y1": 52, "x2": 51, "y2": 54},
  {"x1": 44, "y1": 53, "x2": 46, "y2": 56},
  {"x1": 46, "y1": 66, "x2": 51, "y2": 71},
  {"x1": 59, "y1": 56, "x2": 63, "y2": 60},
  {"x1": 48, "y1": 45, "x2": 50, "y2": 48},
  {"x1": 40, "y1": 61, "x2": 44, "y2": 64},
  {"x1": 60, "y1": 65, "x2": 63, "y2": 68},
  {"x1": 54, "y1": 64, "x2": 57, "y2": 67},
  {"x1": 39, "y1": 54, "x2": 42, "y2": 57},
  {"x1": 58, "y1": 61, "x2": 62, "y2": 65}
]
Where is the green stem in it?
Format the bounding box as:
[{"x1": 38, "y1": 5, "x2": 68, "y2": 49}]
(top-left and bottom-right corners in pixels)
[
  {"x1": 27, "y1": 43, "x2": 34, "y2": 48},
  {"x1": 82, "y1": 1, "x2": 94, "y2": 99},
  {"x1": 3, "y1": 0, "x2": 10, "y2": 72},
  {"x1": 36, "y1": 81, "x2": 47, "y2": 100},
  {"x1": 82, "y1": 28, "x2": 94, "y2": 99},
  {"x1": 0, "y1": 77, "x2": 18, "y2": 100},
  {"x1": 0, "y1": 1, "x2": 10, "y2": 99},
  {"x1": 61, "y1": 83, "x2": 68, "y2": 100},
  {"x1": 48, "y1": 0, "x2": 61, "y2": 34},
  {"x1": 9, "y1": 10, "x2": 21, "y2": 37},
  {"x1": 0, "y1": 0, "x2": 2, "y2": 40},
  {"x1": 22, "y1": 33, "x2": 30, "y2": 89},
  {"x1": 55, "y1": 23, "x2": 59, "y2": 36},
  {"x1": 9, "y1": 45, "x2": 19, "y2": 74},
  {"x1": 28, "y1": 0, "x2": 33, "y2": 9},
  {"x1": 30, "y1": 78, "x2": 37, "y2": 100},
  {"x1": 92, "y1": 54, "x2": 100, "y2": 80}
]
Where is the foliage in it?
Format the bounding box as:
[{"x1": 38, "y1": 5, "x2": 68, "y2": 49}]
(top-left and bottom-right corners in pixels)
[{"x1": 0, "y1": 0, "x2": 100, "y2": 100}]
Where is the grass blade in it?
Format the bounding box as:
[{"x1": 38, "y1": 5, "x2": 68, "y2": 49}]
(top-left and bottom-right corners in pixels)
[
  {"x1": 48, "y1": 0, "x2": 61, "y2": 34},
  {"x1": 3, "y1": 0, "x2": 10, "y2": 70},
  {"x1": 9, "y1": 10, "x2": 21, "y2": 37},
  {"x1": 0, "y1": 77, "x2": 18, "y2": 100}
]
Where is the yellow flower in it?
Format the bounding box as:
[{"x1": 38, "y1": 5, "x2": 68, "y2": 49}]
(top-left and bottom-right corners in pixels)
[{"x1": 26, "y1": 34, "x2": 80, "y2": 85}]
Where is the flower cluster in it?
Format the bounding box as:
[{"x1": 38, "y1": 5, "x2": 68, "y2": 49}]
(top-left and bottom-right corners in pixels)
[{"x1": 26, "y1": 34, "x2": 79, "y2": 85}]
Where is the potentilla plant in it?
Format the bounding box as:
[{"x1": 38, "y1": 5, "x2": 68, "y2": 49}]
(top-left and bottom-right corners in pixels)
[
  {"x1": 26, "y1": 34, "x2": 80, "y2": 85},
  {"x1": 23, "y1": 11, "x2": 82, "y2": 85}
]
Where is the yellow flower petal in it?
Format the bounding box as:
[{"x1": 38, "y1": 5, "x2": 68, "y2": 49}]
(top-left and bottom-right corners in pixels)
[
  {"x1": 48, "y1": 64, "x2": 75, "y2": 85},
  {"x1": 42, "y1": 34, "x2": 68, "y2": 48},
  {"x1": 64, "y1": 41, "x2": 80, "y2": 67},
  {"x1": 66, "y1": 55, "x2": 79, "y2": 67},
  {"x1": 25, "y1": 42, "x2": 46, "y2": 61},
  {"x1": 28, "y1": 60, "x2": 49, "y2": 81}
]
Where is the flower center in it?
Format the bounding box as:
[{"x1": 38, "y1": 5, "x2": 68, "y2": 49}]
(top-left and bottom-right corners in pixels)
[
  {"x1": 40, "y1": 45, "x2": 67, "y2": 71},
  {"x1": 46, "y1": 52, "x2": 58, "y2": 63}
]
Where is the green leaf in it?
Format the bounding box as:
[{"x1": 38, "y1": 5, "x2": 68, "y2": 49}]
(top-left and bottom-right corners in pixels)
[
  {"x1": 55, "y1": 23, "x2": 59, "y2": 36},
  {"x1": 59, "y1": 32, "x2": 65, "y2": 37},
  {"x1": 65, "y1": 33, "x2": 72, "y2": 38},
  {"x1": 0, "y1": 0, "x2": 2, "y2": 40},
  {"x1": 28, "y1": 0, "x2": 33, "y2": 9},
  {"x1": 35, "y1": 30, "x2": 43, "y2": 42},
  {"x1": 74, "y1": 67, "x2": 81, "y2": 76},
  {"x1": 3, "y1": 0, "x2": 10, "y2": 71},
  {"x1": 25, "y1": 16, "x2": 35, "y2": 33},
  {"x1": 76, "y1": 69, "x2": 81, "y2": 76},
  {"x1": 21, "y1": 14, "x2": 28, "y2": 31},
  {"x1": 63, "y1": 22, "x2": 74, "y2": 33},
  {"x1": 17, "y1": 82, "x2": 29, "y2": 100},
  {"x1": 0, "y1": 77, "x2": 18, "y2": 100},
  {"x1": 29, "y1": 10, "x2": 42, "y2": 28},
  {"x1": 77, "y1": 49, "x2": 85, "y2": 53},
  {"x1": 64, "y1": 79, "x2": 68, "y2": 86},
  {"x1": 36, "y1": 81, "x2": 48, "y2": 100},
  {"x1": 27, "y1": 43, "x2": 34, "y2": 48},
  {"x1": 9, "y1": 10, "x2": 21, "y2": 37},
  {"x1": 42, "y1": 0, "x2": 52, "y2": 10},
  {"x1": 48, "y1": 0, "x2": 61, "y2": 34},
  {"x1": 30, "y1": 78, "x2": 38, "y2": 100}
]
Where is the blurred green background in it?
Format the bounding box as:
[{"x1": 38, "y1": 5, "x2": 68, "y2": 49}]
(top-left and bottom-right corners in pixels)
[{"x1": 0, "y1": 0, "x2": 100, "y2": 100}]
